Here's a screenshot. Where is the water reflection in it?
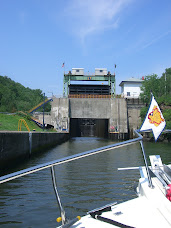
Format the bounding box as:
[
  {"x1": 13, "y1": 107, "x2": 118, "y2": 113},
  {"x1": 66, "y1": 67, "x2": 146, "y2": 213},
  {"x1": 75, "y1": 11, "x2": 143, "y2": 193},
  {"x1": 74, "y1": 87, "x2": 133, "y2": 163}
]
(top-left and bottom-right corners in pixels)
[{"x1": 0, "y1": 137, "x2": 170, "y2": 227}]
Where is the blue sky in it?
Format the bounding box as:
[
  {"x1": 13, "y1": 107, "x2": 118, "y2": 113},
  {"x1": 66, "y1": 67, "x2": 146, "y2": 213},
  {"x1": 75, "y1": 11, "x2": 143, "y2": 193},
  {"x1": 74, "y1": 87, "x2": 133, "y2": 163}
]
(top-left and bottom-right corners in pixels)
[{"x1": 0, "y1": 0, "x2": 171, "y2": 96}]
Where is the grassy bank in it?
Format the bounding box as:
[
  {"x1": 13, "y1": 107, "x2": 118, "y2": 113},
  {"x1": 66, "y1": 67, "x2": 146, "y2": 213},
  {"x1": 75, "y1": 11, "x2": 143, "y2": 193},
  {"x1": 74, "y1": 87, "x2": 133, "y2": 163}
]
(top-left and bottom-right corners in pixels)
[{"x1": 0, "y1": 113, "x2": 45, "y2": 132}]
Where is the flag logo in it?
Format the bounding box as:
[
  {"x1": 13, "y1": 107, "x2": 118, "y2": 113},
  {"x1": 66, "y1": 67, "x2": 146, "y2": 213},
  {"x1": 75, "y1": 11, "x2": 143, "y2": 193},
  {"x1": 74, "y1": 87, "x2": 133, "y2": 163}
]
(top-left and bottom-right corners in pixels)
[
  {"x1": 140, "y1": 95, "x2": 166, "y2": 141},
  {"x1": 148, "y1": 105, "x2": 165, "y2": 127}
]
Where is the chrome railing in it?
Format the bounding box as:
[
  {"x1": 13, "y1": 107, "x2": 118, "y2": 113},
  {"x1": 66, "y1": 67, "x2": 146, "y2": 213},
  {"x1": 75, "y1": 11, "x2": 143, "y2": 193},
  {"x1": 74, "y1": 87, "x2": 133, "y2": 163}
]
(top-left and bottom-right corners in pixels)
[
  {"x1": 0, "y1": 130, "x2": 143, "y2": 184},
  {"x1": 1, "y1": 130, "x2": 170, "y2": 226}
]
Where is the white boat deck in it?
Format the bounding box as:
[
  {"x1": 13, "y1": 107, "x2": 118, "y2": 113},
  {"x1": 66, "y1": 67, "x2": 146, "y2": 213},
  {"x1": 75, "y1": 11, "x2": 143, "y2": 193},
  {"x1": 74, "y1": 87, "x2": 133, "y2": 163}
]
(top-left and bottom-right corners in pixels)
[
  {"x1": 72, "y1": 197, "x2": 170, "y2": 227},
  {"x1": 71, "y1": 173, "x2": 171, "y2": 228}
]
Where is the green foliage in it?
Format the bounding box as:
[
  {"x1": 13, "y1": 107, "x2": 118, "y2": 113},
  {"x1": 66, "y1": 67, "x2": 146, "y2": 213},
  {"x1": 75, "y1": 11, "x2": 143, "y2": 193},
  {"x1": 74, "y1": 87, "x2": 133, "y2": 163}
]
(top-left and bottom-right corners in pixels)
[
  {"x1": 0, "y1": 76, "x2": 51, "y2": 113},
  {"x1": 140, "y1": 106, "x2": 148, "y2": 120},
  {"x1": 140, "y1": 70, "x2": 171, "y2": 104},
  {"x1": 163, "y1": 109, "x2": 171, "y2": 130},
  {"x1": 157, "y1": 95, "x2": 171, "y2": 106},
  {"x1": 140, "y1": 68, "x2": 171, "y2": 129},
  {"x1": 163, "y1": 109, "x2": 171, "y2": 121},
  {"x1": 160, "y1": 68, "x2": 171, "y2": 96},
  {"x1": 140, "y1": 74, "x2": 160, "y2": 103}
]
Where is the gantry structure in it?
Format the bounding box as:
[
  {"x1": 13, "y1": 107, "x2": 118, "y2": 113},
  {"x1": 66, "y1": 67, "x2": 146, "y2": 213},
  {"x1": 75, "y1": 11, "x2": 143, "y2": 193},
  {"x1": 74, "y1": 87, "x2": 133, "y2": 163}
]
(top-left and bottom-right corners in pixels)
[{"x1": 63, "y1": 68, "x2": 116, "y2": 98}]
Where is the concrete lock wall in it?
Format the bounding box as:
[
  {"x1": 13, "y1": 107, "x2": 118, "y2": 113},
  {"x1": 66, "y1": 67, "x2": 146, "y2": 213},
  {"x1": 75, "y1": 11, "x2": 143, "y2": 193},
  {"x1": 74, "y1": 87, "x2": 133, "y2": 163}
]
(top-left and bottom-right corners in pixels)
[
  {"x1": 110, "y1": 99, "x2": 128, "y2": 133},
  {"x1": 50, "y1": 97, "x2": 144, "y2": 137},
  {"x1": 51, "y1": 98, "x2": 128, "y2": 134},
  {"x1": 69, "y1": 98, "x2": 128, "y2": 134},
  {"x1": 0, "y1": 131, "x2": 69, "y2": 170},
  {"x1": 69, "y1": 98, "x2": 111, "y2": 119},
  {"x1": 33, "y1": 113, "x2": 52, "y2": 126},
  {"x1": 51, "y1": 98, "x2": 69, "y2": 131},
  {"x1": 126, "y1": 98, "x2": 145, "y2": 137}
]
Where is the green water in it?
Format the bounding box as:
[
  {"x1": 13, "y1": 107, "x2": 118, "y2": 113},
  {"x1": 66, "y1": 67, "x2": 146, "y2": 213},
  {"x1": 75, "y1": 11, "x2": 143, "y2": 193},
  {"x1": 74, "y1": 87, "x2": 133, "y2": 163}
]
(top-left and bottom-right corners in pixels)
[{"x1": 0, "y1": 137, "x2": 170, "y2": 227}]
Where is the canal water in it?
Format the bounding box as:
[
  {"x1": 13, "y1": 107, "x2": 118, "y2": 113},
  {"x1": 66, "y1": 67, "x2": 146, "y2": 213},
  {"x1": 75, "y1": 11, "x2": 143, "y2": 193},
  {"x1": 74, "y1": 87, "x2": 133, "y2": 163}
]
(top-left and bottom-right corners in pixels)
[{"x1": 0, "y1": 137, "x2": 170, "y2": 227}]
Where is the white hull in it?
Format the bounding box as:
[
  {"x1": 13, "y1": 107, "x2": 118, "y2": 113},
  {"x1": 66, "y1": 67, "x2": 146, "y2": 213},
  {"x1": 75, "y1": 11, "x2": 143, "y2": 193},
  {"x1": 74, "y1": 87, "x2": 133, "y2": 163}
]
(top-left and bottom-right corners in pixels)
[
  {"x1": 68, "y1": 157, "x2": 171, "y2": 228},
  {"x1": 0, "y1": 128, "x2": 170, "y2": 228}
]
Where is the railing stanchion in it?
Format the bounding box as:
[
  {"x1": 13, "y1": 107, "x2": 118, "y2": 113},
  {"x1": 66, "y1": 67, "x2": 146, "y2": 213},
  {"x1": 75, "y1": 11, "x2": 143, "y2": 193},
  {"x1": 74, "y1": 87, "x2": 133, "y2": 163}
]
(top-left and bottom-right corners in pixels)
[
  {"x1": 139, "y1": 140, "x2": 154, "y2": 188},
  {"x1": 50, "y1": 166, "x2": 66, "y2": 225}
]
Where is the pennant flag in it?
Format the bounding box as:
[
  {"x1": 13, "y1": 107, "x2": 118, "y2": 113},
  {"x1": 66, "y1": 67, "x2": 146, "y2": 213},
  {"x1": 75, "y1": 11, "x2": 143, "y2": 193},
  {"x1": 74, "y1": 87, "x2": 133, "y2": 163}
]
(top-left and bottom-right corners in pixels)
[
  {"x1": 62, "y1": 62, "x2": 65, "y2": 67},
  {"x1": 140, "y1": 95, "x2": 166, "y2": 141}
]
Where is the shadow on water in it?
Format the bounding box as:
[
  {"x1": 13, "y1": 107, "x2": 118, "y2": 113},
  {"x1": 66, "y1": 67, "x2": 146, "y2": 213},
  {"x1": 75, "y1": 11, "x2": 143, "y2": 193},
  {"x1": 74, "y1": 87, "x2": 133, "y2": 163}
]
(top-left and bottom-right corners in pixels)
[{"x1": 0, "y1": 137, "x2": 170, "y2": 227}]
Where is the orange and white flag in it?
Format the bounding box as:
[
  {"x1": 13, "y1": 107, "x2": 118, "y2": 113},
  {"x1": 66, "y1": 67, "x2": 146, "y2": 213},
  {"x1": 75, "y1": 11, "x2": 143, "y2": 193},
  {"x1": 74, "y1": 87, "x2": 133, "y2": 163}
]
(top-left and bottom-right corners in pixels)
[{"x1": 140, "y1": 96, "x2": 166, "y2": 141}]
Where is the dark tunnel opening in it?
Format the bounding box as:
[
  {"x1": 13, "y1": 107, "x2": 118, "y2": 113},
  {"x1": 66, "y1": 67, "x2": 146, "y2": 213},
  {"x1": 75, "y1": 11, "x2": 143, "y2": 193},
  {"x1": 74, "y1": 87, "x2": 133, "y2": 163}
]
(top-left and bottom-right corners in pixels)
[{"x1": 70, "y1": 118, "x2": 108, "y2": 138}]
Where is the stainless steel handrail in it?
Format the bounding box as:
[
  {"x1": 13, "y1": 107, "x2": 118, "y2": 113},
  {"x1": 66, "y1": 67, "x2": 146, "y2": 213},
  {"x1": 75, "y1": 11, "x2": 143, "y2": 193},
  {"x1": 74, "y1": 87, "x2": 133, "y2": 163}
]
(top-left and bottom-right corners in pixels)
[
  {"x1": 0, "y1": 130, "x2": 143, "y2": 184},
  {"x1": 1, "y1": 130, "x2": 160, "y2": 226}
]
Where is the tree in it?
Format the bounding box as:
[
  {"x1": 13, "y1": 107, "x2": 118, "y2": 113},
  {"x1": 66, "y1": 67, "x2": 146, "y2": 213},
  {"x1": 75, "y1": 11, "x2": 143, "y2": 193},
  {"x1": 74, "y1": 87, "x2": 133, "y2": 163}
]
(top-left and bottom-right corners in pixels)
[
  {"x1": 140, "y1": 74, "x2": 160, "y2": 103},
  {"x1": 0, "y1": 76, "x2": 51, "y2": 113},
  {"x1": 160, "y1": 68, "x2": 171, "y2": 96},
  {"x1": 140, "y1": 69, "x2": 171, "y2": 129}
]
